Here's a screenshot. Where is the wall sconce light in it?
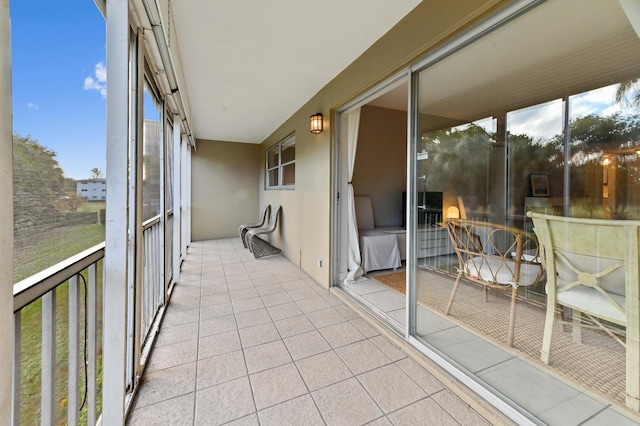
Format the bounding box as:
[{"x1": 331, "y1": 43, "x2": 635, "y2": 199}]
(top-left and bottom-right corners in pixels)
[
  {"x1": 446, "y1": 205, "x2": 460, "y2": 219},
  {"x1": 310, "y1": 113, "x2": 323, "y2": 134}
]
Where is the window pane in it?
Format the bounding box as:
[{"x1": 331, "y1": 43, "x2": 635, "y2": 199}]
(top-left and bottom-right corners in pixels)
[
  {"x1": 282, "y1": 163, "x2": 295, "y2": 186},
  {"x1": 266, "y1": 135, "x2": 295, "y2": 189},
  {"x1": 267, "y1": 168, "x2": 279, "y2": 188},
  {"x1": 267, "y1": 146, "x2": 279, "y2": 169},
  {"x1": 166, "y1": 124, "x2": 174, "y2": 210},
  {"x1": 508, "y1": 99, "x2": 564, "y2": 218},
  {"x1": 419, "y1": 115, "x2": 495, "y2": 224},
  {"x1": 143, "y1": 86, "x2": 162, "y2": 221},
  {"x1": 568, "y1": 84, "x2": 640, "y2": 220},
  {"x1": 281, "y1": 138, "x2": 295, "y2": 164}
]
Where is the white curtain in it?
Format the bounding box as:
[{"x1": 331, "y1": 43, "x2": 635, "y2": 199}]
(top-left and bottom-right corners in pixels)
[{"x1": 345, "y1": 108, "x2": 363, "y2": 283}]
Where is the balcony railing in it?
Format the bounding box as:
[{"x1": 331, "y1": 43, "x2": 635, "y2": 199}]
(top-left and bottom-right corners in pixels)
[
  {"x1": 10, "y1": 205, "x2": 176, "y2": 424},
  {"x1": 142, "y1": 216, "x2": 164, "y2": 345},
  {"x1": 13, "y1": 243, "x2": 105, "y2": 426}
]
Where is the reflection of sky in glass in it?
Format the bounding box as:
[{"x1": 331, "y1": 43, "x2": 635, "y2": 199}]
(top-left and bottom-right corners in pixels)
[
  {"x1": 144, "y1": 89, "x2": 161, "y2": 121},
  {"x1": 507, "y1": 84, "x2": 625, "y2": 141},
  {"x1": 507, "y1": 99, "x2": 563, "y2": 141},
  {"x1": 570, "y1": 84, "x2": 621, "y2": 119}
]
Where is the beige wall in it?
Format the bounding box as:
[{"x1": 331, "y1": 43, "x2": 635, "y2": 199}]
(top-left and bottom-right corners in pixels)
[
  {"x1": 191, "y1": 140, "x2": 261, "y2": 240},
  {"x1": 256, "y1": 0, "x2": 507, "y2": 289},
  {"x1": 353, "y1": 105, "x2": 407, "y2": 228},
  {"x1": 256, "y1": 118, "x2": 330, "y2": 276},
  {"x1": 189, "y1": 0, "x2": 509, "y2": 287}
]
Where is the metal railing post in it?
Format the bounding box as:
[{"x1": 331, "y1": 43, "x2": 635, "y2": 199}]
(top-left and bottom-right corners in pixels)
[
  {"x1": 0, "y1": 0, "x2": 14, "y2": 422},
  {"x1": 103, "y1": 0, "x2": 130, "y2": 423},
  {"x1": 41, "y1": 290, "x2": 56, "y2": 425},
  {"x1": 68, "y1": 276, "x2": 79, "y2": 425}
]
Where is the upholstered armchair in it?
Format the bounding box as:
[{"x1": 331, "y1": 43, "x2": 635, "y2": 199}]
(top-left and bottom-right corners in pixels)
[{"x1": 445, "y1": 218, "x2": 544, "y2": 347}]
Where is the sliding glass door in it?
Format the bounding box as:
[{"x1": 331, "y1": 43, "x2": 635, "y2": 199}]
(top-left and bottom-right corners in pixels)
[{"x1": 410, "y1": 0, "x2": 640, "y2": 415}]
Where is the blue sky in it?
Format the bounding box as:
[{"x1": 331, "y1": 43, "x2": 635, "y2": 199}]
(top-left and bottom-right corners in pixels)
[{"x1": 11, "y1": 1, "x2": 106, "y2": 180}]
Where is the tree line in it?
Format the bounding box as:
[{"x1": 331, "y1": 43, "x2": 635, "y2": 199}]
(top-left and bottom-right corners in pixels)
[
  {"x1": 13, "y1": 134, "x2": 96, "y2": 237},
  {"x1": 419, "y1": 112, "x2": 640, "y2": 219}
]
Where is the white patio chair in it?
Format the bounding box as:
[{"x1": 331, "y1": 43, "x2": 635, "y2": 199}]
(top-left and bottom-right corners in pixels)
[
  {"x1": 238, "y1": 204, "x2": 270, "y2": 248},
  {"x1": 529, "y1": 212, "x2": 640, "y2": 411}
]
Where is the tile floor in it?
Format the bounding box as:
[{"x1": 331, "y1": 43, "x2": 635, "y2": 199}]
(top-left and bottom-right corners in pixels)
[
  {"x1": 126, "y1": 239, "x2": 493, "y2": 425},
  {"x1": 345, "y1": 276, "x2": 640, "y2": 426}
]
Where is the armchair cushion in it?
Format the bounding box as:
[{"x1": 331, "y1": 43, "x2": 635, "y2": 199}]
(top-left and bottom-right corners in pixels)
[
  {"x1": 555, "y1": 282, "x2": 626, "y2": 324},
  {"x1": 466, "y1": 256, "x2": 542, "y2": 287}
]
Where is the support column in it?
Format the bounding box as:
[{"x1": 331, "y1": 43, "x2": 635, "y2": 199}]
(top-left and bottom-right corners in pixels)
[
  {"x1": 186, "y1": 146, "x2": 192, "y2": 246},
  {"x1": 103, "y1": 0, "x2": 129, "y2": 424},
  {"x1": 0, "y1": 0, "x2": 14, "y2": 423},
  {"x1": 172, "y1": 119, "x2": 181, "y2": 282},
  {"x1": 180, "y1": 138, "x2": 188, "y2": 255}
]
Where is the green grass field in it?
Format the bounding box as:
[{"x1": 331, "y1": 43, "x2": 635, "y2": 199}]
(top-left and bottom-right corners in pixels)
[
  {"x1": 15, "y1": 224, "x2": 105, "y2": 425},
  {"x1": 14, "y1": 224, "x2": 105, "y2": 283},
  {"x1": 77, "y1": 201, "x2": 105, "y2": 214}
]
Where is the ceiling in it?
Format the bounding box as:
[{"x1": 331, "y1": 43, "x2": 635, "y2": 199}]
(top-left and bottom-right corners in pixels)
[
  {"x1": 362, "y1": 0, "x2": 640, "y2": 134},
  {"x1": 169, "y1": 0, "x2": 421, "y2": 144},
  {"x1": 415, "y1": 0, "x2": 640, "y2": 125}
]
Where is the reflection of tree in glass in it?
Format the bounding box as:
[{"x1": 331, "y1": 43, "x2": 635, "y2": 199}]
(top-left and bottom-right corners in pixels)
[
  {"x1": 508, "y1": 132, "x2": 562, "y2": 215},
  {"x1": 570, "y1": 113, "x2": 640, "y2": 153},
  {"x1": 568, "y1": 112, "x2": 640, "y2": 219},
  {"x1": 616, "y1": 78, "x2": 640, "y2": 109},
  {"x1": 419, "y1": 124, "x2": 493, "y2": 207},
  {"x1": 419, "y1": 111, "x2": 640, "y2": 219}
]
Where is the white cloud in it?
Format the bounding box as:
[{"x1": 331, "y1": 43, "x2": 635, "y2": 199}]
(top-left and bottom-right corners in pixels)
[
  {"x1": 83, "y1": 62, "x2": 107, "y2": 98},
  {"x1": 508, "y1": 99, "x2": 564, "y2": 140},
  {"x1": 27, "y1": 102, "x2": 39, "y2": 110},
  {"x1": 506, "y1": 83, "x2": 626, "y2": 141},
  {"x1": 94, "y1": 62, "x2": 106, "y2": 83},
  {"x1": 569, "y1": 84, "x2": 618, "y2": 118}
]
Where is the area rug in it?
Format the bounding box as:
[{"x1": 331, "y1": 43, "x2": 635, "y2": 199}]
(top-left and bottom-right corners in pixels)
[{"x1": 370, "y1": 269, "x2": 626, "y2": 406}]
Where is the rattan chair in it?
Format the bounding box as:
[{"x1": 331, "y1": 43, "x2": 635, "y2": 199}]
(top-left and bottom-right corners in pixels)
[
  {"x1": 529, "y1": 212, "x2": 640, "y2": 410},
  {"x1": 239, "y1": 205, "x2": 271, "y2": 248},
  {"x1": 445, "y1": 218, "x2": 544, "y2": 347}
]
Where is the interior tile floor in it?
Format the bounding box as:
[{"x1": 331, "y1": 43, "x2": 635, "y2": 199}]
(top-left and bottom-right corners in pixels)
[{"x1": 126, "y1": 239, "x2": 494, "y2": 425}]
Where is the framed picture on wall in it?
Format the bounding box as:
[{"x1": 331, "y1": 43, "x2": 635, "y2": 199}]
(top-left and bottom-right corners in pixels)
[{"x1": 531, "y1": 174, "x2": 550, "y2": 197}]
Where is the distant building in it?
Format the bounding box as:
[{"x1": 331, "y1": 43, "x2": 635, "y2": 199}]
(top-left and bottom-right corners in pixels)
[{"x1": 76, "y1": 178, "x2": 106, "y2": 200}]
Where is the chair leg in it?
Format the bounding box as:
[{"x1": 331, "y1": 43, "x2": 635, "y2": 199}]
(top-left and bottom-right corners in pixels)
[
  {"x1": 444, "y1": 274, "x2": 462, "y2": 316},
  {"x1": 240, "y1": 228, "x2": 248, "y2": 248},
  {"x1": 540, "y1": 302, "x2": 557, "y2": 365},
  {"x1": 626, "y1": 305, "x2": 640, "y2": 411},
  {"x1": 507, "y1": 286, "x2": 517, "y2": 347},
  {"x1": 572, "y1": 310, "x2": 582, "y2": 344},
  {"x1": 246, "y1": 234, "x2": 254, "y2": 252},
  {"x1": 483, "y1": 286, "x2": 488, "y2": 303}
]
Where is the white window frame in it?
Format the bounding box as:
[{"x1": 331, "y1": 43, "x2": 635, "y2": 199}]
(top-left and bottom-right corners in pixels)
[{"x1": 266, "y1": 133, "x2": 295, "y2": 189}]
